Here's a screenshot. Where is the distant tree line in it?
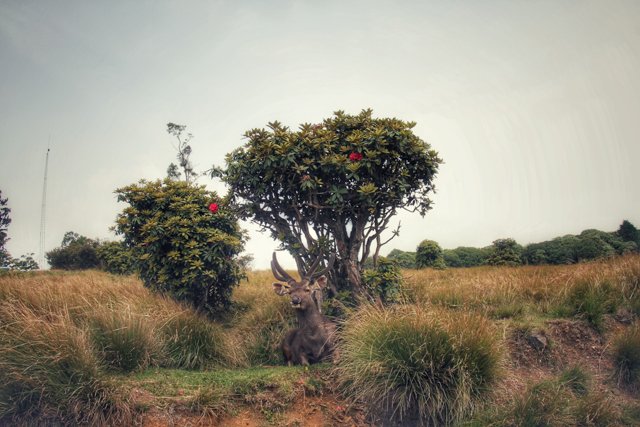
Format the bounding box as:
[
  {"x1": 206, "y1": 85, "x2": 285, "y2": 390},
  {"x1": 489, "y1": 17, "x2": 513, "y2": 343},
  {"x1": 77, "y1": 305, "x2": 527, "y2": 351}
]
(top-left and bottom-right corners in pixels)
[
  {"x1": 386, "y1": 220, "x2": 640, "y2": 269},
  {"x1": 45, "y1": 231, "x2": 136, "y2": 274}
]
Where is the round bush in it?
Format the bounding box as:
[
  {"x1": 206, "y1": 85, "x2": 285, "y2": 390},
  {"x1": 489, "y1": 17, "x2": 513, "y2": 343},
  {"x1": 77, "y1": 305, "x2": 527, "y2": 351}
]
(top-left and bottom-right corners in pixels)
[{"x1": 336, "y1": 305, "x2": 500, "y2": 425}]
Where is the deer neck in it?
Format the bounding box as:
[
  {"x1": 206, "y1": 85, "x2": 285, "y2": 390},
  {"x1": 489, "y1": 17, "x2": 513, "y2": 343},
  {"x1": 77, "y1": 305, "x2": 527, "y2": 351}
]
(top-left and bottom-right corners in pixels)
[{"x1": 295, "y1": 307, "x2": 324, "y2": 330}]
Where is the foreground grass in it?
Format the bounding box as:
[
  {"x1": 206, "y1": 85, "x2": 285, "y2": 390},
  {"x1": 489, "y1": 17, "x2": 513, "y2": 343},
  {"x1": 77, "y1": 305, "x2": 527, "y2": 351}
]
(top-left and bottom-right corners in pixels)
[{"x1": 1, "y1": 256, "x2": 639, "y2": 425}]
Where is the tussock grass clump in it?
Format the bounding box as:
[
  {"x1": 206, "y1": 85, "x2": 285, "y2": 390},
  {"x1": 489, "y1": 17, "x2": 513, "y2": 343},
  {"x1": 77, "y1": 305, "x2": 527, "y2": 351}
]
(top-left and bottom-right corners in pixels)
[
  {"x1": 160, "y1": 310, "x2": 228, "y2": 369},
  {"x1": 0, "y1": 302, "x2": 131, "y2": 425},
  {"x1": 336, "y1": 304, "x2": 501, "y2": 425},
  {"x1": 561, "y1": 279, "x2": 621, "y2": 331},
  {"x1": 90, "y1": 307, "x2": 162, "y2": 372},
  {"x1": 613, "y1": 323, "x2": 640, "y2": 391},
  {"x1": 509, "y1": 379, "x2": 576, "y2": 426},
  {"x1": 558, "y1": 365, "x2": 590, "y2": 396}
]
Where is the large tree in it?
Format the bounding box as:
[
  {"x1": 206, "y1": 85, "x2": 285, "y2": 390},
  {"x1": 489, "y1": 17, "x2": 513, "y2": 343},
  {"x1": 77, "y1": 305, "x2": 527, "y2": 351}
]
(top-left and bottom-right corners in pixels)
[{"x1": 222, "y1": 109, "x2": 441, "y2": 296}]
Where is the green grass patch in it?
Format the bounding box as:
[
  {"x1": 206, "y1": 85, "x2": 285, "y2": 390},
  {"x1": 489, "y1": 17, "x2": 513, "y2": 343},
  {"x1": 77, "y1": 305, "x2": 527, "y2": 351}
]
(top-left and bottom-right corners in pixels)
[
  {"x1": 122, "y1": 365, "x2": 331, "y2": 420},
  {"x1": 129, "y1": 365, "x2": 309, "y2": 397}
]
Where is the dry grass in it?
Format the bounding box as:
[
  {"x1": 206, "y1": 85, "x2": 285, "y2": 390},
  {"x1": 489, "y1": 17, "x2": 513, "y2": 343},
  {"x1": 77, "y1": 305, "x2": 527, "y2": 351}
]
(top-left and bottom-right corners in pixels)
[
  {"x1": 402, "y1": 255, "x2": 640, "y2": 322},
  {"x1": 0, "y1": 270, "x2": 231, "y2": 423},
  {"x1": 225, "y1": 270, "x2": 296, "y2": 366}
]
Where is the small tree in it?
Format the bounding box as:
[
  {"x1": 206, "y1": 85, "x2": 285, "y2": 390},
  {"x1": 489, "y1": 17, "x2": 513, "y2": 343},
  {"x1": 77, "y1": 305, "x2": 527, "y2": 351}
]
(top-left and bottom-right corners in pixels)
[
  {"x1": 362, "y1": 257, "x2": 404, "y2": 305},
  {"x1": 46, "y1": 232, "x2": 101, "y2": 270},
  {"x1": 166, "y1": 123, "x2": 198, "y2": 183},
  {"x1": 415, "y1": 239, "x2": 445, "y2": 269},
  {"x1": 222, "y1": 109, "x2": 441, "y2": 297},
  {"x1": 617, "y1": 220, "x2": 639, "y2": 245},
  {"x1": 114, "y1": 179, "x2": 245, "y2": 315},
  {"x1": 0, "y1": 190, "x2": 11, "y2": 267},
  {"x1": 486, "y1": 238, "x2": 523, "y2": 266},
  {"x1": 0, "y1": 191, "x2": 39, "y2": 271},
  {"x1": 7, "y1": 253, "x2": 39, "y2": 271}
]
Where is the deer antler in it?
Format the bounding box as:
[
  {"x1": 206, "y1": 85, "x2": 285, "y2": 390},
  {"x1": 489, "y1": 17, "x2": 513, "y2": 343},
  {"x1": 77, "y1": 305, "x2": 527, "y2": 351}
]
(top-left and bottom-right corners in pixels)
[
  {"x1": 271, "y1": 252, "x2": 296, "y2": 283},
  {"x1": 306, "y1": 254, "x2": 336, "y2": 280}
]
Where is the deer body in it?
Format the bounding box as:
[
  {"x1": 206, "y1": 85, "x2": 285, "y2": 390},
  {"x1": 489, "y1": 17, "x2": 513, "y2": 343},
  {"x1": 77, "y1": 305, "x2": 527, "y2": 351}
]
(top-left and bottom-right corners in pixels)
[
  {"x1": 282, "y1": 301, "x2": 335, "y2": 365},
  {"x1": 271, "y1": 252, "x2": 336, "y2": 366}
]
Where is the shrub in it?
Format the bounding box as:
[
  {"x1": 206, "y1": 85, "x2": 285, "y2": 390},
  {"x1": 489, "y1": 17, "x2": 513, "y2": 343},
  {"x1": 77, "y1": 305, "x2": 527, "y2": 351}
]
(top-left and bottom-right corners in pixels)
[
  {"x1": 96, "y1": 241, "x2": 136, "y2": 275},
  {"x1": 114, "y1": 179, "x2": 245, "y2": 316},
  {"x1": 362, "y1": 257, "x2": 404, "y2": 304},
  {"x1": 336, "y1": 305, "x2": 500, "y2": 425},
  {"x1": 486, "y1": 238, "x2": 523, "y2": 266},
  {"x1": 613, "y1": 323, "x2": 640, "y2": 391},
  {"x1": 415, "y1": 239, "x2": 445, "y2": 269},
  {"x1": 46, "y1": 231, "x2": 101, "y2": 270},
  {"x1": 618, "y1": 220, "x2": 639, "y2": 244},
  {"x1": 443, "y1": 246, "x2": 490, "y2": 267}
]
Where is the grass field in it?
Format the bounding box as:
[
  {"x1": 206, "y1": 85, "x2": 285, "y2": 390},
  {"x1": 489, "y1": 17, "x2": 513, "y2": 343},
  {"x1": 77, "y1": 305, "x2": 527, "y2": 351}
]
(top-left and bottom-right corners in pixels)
[{"x1": 1, "y1": 255, "x2": 639, "y2": 425}]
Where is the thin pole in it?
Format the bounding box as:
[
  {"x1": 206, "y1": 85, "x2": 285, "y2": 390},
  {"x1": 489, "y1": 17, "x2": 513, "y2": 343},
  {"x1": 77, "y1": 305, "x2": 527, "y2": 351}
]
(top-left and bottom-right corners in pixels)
[{"x1": 39, "y1": 146, "x2": 50, "y2": 268}]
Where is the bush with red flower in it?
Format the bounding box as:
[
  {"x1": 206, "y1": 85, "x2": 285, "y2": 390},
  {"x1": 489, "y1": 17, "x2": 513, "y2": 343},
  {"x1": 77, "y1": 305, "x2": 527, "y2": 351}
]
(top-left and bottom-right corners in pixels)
[
  {"x1": 348, "y1": 152, "x2": 363, "y2": 162},
  {"x1": 114, "y1": 179, "x2": 245, "y2": 316}
]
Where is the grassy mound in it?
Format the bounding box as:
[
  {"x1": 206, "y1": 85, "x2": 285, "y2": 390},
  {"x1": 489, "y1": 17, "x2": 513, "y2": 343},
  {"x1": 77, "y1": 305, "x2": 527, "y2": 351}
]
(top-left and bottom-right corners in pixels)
[{"x1": 335, "y1": 304, "x2": 501, "y2": 425}]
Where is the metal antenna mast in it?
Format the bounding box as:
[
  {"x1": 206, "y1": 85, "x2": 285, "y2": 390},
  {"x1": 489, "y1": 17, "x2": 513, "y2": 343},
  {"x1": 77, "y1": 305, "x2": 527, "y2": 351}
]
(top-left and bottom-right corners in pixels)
[{"x1": 39, "y1": 146, "x2": 50, "y2": 267}]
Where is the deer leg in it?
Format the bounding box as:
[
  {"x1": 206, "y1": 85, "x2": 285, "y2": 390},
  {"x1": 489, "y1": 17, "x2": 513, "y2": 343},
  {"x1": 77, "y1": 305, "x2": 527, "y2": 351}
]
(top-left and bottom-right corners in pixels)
[{"x1": 299, "y1": 352, "x2": 310, "y2": 366}]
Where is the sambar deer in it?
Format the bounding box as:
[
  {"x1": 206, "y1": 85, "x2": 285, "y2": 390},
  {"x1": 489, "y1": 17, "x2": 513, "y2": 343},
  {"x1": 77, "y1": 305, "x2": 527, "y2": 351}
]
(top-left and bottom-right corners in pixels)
[{"x1": 271, "y1": 252, "x2": 336, "y2": 366}]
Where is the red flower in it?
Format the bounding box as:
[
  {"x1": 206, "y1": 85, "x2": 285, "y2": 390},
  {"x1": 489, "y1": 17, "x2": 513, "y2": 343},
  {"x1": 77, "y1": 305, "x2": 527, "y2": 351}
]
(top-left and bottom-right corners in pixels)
[
  {"x1": 208, "y1": 203, "x2": 219, "y2": 213},
  {"x1": 349, "y1": 152, "x2": 363, "y2": 161}
]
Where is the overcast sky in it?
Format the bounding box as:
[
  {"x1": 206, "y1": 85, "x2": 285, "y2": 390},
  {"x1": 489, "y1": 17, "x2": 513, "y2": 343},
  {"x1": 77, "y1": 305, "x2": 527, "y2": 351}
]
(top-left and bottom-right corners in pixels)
[{"x1": 1, "y1": 0, "x2": 639, "y2": 270}]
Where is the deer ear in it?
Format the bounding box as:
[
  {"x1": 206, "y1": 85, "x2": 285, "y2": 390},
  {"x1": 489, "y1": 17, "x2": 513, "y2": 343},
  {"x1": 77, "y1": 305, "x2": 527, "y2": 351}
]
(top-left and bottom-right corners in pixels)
[
  {"x1": 316, "y1": 275, "x2": 328, "y2": 289},
  {"x1": 272, "y1": 282, "x2": 290, "y2": 296}
]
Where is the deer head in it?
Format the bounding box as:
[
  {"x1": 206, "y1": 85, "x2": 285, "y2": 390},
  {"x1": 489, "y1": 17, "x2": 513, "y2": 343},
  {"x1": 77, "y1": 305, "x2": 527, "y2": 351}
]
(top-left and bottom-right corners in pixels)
[{"x1": 271, "y1": 252, "x2": 335, "y2": 313}]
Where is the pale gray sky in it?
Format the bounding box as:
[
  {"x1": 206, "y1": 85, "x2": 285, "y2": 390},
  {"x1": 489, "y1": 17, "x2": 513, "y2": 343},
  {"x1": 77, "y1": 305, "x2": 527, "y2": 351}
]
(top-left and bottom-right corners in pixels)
[{"x1": 1, "y1": 0, "x2": 639, "y2": 270}]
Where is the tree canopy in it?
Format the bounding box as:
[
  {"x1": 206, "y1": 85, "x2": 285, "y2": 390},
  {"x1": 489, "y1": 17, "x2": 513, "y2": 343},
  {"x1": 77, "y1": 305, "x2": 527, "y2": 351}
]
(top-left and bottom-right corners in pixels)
[{"x1": 222, "y1": 109, "x2": 441, "y2": 295}]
